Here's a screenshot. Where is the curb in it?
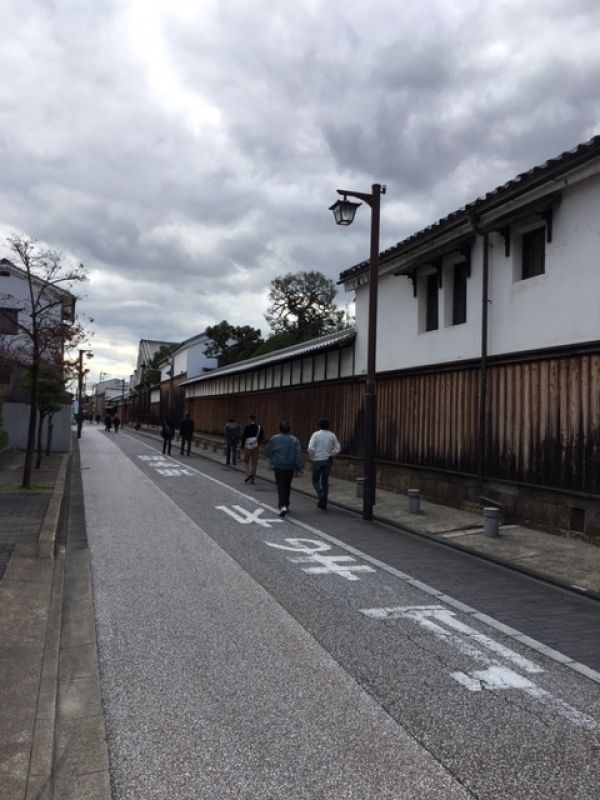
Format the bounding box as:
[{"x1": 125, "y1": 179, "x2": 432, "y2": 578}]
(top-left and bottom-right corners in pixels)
[
  {"x1": 26, "y1": 548, "x2": 65, "y2": 800},
  {"x1": 26, "y1": 454, "x2": 70, "y2": 798},
  {"x1": 37, "y1": 454, "x2": 70, "y2": 559},
  {"x1": 370, "y1": 513, "x2": 600, "y2": 605}
]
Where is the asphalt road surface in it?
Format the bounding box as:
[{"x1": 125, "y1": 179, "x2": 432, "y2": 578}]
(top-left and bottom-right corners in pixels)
[{"x1": 80, "y1": 429, "x2": 600, "y2": 799}]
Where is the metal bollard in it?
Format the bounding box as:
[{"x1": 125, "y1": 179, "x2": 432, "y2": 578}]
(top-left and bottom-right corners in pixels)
[
  {"x1": 212, "y1": 443, "x2": 218, "y2": 452},
  {"x1": 356, "y1": 477, "x2": 365, "y2": 499},
  {"x1": 203, "y1": 441, "x2": 208, "y2": 449},
  {"x1": 408, "y1": 488, "x2": 421, "y2": 514},
  {"x1": 483, "y1": 507, "x2": 500, "y2": 538}
]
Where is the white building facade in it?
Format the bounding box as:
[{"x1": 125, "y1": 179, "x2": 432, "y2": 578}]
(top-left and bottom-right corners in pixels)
[
  {"x1": 339, "y1": 135, "x2": 600, "y2": 538},
  {"x1": 346, "y1": 143, "x2": 600, "y2": 374},
  {"x1": 0, "y1": 258, "x2": 75, "y2": 451}
]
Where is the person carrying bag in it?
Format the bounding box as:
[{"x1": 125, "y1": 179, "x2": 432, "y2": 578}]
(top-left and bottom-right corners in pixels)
[{"x1": 241, "y1": 414, "x2": 263, "y2": 484}]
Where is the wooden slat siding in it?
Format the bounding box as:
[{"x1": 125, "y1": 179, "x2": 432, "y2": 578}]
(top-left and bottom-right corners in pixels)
[
  {"x1": 514, "y1": 364, "x2": 523, "y2": 480},
  {"x1": 533, "y1": 360, "x2": 541, "y2": 479},
  {"x1": 581, "y1": 355, "x2": 590, "y2": 489},
  {"x1": 426, "y1": 376, "x2": 434, "y2": 464},
  {"x1": 593, "y1": 355, "x2": 600, "y2": 491},
  {"x1": 454, "y1": 371, "x2": 462, "y2": 467},
  {"x1": 186, "y1": 350, "x2": 600, "y2": 494},
  {"x1": 559, "y1": 359, "x2": 568, "y2": 484},
  {"x1": 538, "y1": 359, "x2": 549, "y2": 480},
  {"x1": 523, "y1": 362, "x2": 531, "y2": 478},
  {"x1": 570, "y1": 357, "x2": 581, "y2": 488},
  {"x1": 509, "y1": 364, "x2": 517, "y2": 478}
]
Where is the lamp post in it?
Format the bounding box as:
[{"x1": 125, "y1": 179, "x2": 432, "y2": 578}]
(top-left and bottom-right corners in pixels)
[
  {"x1": 166, "y1": 358, "x2": 175, "y2": 422},
  {"x1": 329, "y1": 183, "x2": 385, "y2": 521},
  {"x1": 77, "y1": 349, "x2": 94, "y2": 439}
]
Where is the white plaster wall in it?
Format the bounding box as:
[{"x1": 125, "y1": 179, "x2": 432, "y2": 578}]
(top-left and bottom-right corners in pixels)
[
  {"x1": 4, "y1": 403, "x2": 72, "y2": 452},
  {"x1": 172, "y1": 338, "x2": 217, "y2": 378},
  {"x1": 353, "y1": 173, "x2": 600, "y2": 373},
  {"x1": 355, "y1": 252, "x2": 484, "y2": 374},
  {"x1": 487, "y1": 176, "x2": 600, "y2": 355}
]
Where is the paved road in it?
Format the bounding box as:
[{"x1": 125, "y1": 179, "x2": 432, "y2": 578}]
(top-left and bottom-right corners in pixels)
[{"x1": 81, "y1": 429, "x2": 600, "y2": 799}]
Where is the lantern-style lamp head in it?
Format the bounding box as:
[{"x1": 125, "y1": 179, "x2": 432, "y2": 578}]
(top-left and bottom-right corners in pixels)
[{"x1": 329, "y1": 196, "x2": 361, "y2": 226}]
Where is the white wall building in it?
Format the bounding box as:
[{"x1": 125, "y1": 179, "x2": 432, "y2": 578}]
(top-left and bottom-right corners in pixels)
[
  {"x1": 0, "y1": 258, "x2": 75, "y2": 451},
  {"x1": 342, "y1": 136, "x2": 600, "y2": 374},
  {"x1": 158, "y1": 332, "x2": 218, "y2": 381}
]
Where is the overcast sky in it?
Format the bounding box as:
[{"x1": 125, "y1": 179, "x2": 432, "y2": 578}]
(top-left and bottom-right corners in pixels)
[{"x1": 2, "y1": 0, "x2": 600, "y2": 382}]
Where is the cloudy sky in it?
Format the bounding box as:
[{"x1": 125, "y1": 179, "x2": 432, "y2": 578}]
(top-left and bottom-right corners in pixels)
[{"x1": 2, "y1": 0, "x2": 600, "y2": 382}]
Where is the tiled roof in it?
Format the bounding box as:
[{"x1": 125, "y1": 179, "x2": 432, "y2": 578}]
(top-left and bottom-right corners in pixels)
[
  {"x1": 339, "y1": 134, "x2": 600, "y2": 282},
  {"x1": 182, "y1": 328, "x2": 356, "y2": 385}
]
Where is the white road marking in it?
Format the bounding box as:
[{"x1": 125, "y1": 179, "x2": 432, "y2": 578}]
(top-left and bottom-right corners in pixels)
[
  {"x1": 137, "y1": 454, "x2": 195, "y2": 476},
  {"x1": 361, "y1": 605, "x2": 543, "y2": 674},
  {"x1": 362, "y1": 604, "x2": 597, "y2": 731},
  {"x1": 264, "y1": 538, "x2": 376, "y2": 582},
  {"x1": 216, "y1": 505, "x2": 283, "y2": 527},
  {"x1": 452, "y1": 665, "x2": 535, "y2": 691}
]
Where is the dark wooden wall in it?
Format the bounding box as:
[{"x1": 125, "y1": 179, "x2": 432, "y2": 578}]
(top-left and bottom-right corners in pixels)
[{"x1": 185, "y1": 348, "x2": 600, "y2": 496}]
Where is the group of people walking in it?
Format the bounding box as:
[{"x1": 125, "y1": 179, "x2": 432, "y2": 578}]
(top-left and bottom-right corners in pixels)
[
  {"x1": 223, "y1": 414, "x2": 340, "y2": 517},
  {"x1": 103, "y1": 414, "x2": 120, "y2": 432},
  {"x1": 155, "y1": 410, "x2": 340, "y2": 516},
  {"x1": 160, "y1": 413, "x2": 193, "y2": 456}
]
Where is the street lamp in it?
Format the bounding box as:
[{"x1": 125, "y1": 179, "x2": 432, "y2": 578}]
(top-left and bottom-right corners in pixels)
[
  {"x1": 329, "y1": 183, "x2": 386, "y2": 521},
  {"x1": 77, "y1": 349, "x2": 93, "y2": 439}
]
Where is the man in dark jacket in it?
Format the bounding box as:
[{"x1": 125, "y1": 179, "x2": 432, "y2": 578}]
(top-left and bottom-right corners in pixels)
[
  {"x1": 265, "y1": 421, "x2": 303, "y2": 516},
  {"x1": 224, "y1": 418, "x2": 241, "y2": 466},
  {"x1": 180, "y1": 412, "x2": 195, "y2": 456}
]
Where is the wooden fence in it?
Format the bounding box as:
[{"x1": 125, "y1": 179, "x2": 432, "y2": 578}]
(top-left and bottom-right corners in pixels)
[{"x1": 186, "y1": 347, "x2": 600, "y2": 496}]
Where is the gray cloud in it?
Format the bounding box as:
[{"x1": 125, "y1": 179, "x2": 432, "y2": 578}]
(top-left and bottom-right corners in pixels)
[{"x1": 1, "y1": 0, "x2": 600, "y2": 379}]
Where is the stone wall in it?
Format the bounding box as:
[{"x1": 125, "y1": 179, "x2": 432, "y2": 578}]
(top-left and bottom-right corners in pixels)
[{"x1": 332, "y1": 456, "x2": 600, "y2": 542}]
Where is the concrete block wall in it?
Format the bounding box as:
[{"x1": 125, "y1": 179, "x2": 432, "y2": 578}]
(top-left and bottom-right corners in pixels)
[{"x1": 3, "y1": 403, "x2": 72, "y2": 452}]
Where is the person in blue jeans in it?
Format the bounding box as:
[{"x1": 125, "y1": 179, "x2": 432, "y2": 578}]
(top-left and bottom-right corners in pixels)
[
  {"x1": 265, "y1": 421, "x2": 303, "y2": 516},
  {"x1": 307, "y1": 418, "x2": 341, "y2": 510}
]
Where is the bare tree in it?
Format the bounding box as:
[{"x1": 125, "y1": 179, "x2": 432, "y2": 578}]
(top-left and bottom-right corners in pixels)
[{"x1": 0, "y1": 234, "x2": 89, "y2": 488}]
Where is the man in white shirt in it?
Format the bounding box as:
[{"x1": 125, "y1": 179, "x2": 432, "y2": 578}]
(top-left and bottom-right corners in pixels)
[{"x1": 307, "y1": 418, "x2": 341, "y2": 510}]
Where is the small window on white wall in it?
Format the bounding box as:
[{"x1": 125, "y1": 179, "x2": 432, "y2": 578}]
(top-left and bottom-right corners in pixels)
[
  {"x1": 520, "y1": 225, "x2": 546, "y2": 280},
  {"x1": 425, "y1": 274, "x2": 439, "y2": 331},
  {"x1": 452, "y1": 262, "x2": 467, "y2": 325},
  {"x1": 0, "y1": 308, "x2": 18, "y2": 334},
  {"x1": 417, "y1": 270, "x2": 439, "y2": 333}
]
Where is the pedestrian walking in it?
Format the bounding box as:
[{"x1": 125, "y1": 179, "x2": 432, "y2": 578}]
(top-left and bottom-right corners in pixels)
[
  {"x1": 224, "y1": 417, "x2": 241, "y2": 466},
  {"x1": 180, "y1": 412, "x2": 195, "y2": 456},
  {"x1": 104, "y1": 414, "x2": 112, "y2": 432},
  {"x1": 265, "y1": 421, "x2": 303, "y2": 516},
  {"x1": 240, "y1": 414, "x2": 264, "y2": 483},
  {"x1": 161, "y1": 418, "x2": 174, "y2": 455},
  {"x1": 112, "y1": 414, "x2": 121, "y2": 433},
  {"x1": 307, "y1": 418, "x2": 341, "y2": 510}
]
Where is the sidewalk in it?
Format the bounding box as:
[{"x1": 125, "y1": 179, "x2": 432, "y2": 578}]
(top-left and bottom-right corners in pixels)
[{"x1": 0, "y1": 445, "x2": 110, "y2": 800}]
